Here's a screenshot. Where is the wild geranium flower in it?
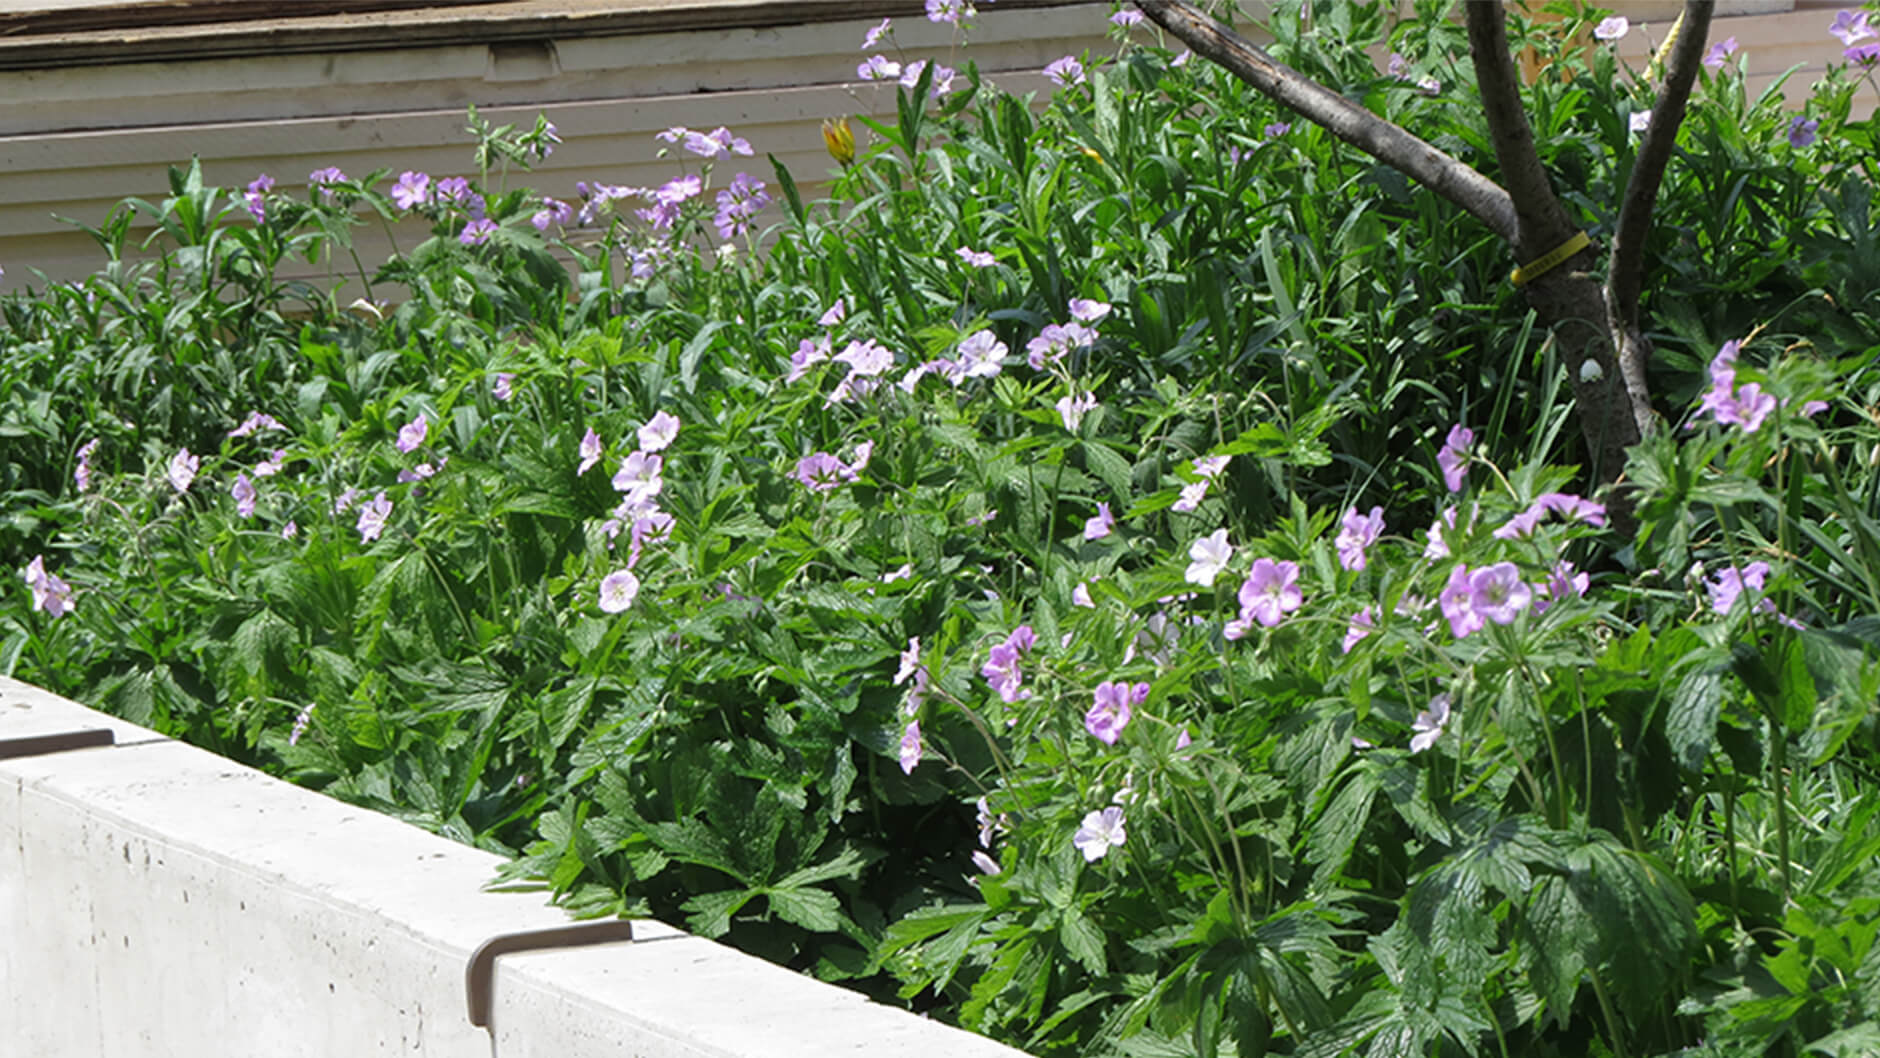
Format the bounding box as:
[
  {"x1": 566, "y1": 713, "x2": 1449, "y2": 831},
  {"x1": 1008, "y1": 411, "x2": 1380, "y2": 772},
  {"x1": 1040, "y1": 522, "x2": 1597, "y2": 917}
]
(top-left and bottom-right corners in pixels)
[
  {"x1": 1629, "y1": 110, "x2": 1652, "y2": 134},
  {"x1": 229, "y1": 411, "x2": 283, "y2": 438},
  {"x1": 356, "y1": 491, "x2": 392, "y2": 543},
  {"x1": 459, "y1": 218, "x2": 497, "y2": 246},
  {"x1": 1072, "y1": 582, "x2": 1095, "y2": 608},
  {"x1": 1085, "y1": 681, "x2": 1148, "y2": 745},
  {"x1": 1341, "y1": 606, "x2": 1377, "y2": 654},
  {"x1": 1704, "y1": 561, "x2": 1803, "y2": 628},
  {"x1": 391, "y1": 170, "x2": 431, "y2": 210},
  {"x1": 531, "y1": 198, "x2": 573, "y2": 230},
  {"x1": 1056, "y1": 391, "x2": 1098, "y2": 432},
  {"x1": 332, "y1": 487, "x2": 361, "y2": 515},
  {"x1": 1073, "y1": 805, "x2": 1127, "y2": 862},
  {"x1": 1845, "y1": 41, "x2": 1880, "y2": 63},
  {"x1": 243, "y1": 174, "x2": 273, "y2": 222},
  {"x1": 394, "y1": 414, "x2": 427, "y2": 454},
  {"x1": 898, "y1": 720, "x2": 923, "y2": 774},
  {"x1": 1534, "y1": 560, "x2": 1590, "y2": 614},
  {"x1": 1235, "y1": 558, "x2": 1303, "y2": 629},
  {"x1": 627, "y1": 512, "x2": 675, "y2": 568},
  {"x1": 598, "y1": 568, "x2": 641, "y2": 613},
  {"x1": 1335, "y1": 505, "x2": 1385, "y2": 571},
  {"x1": 1409, "y1": 694, "x2": 1452, "y2": 754},
  {"x1": 1185, "y1": 528, "x2": 1233, "y2": 585},
  {"x1": 396, "y1": 462, "x2": 437, "y2": 484},
  {"x1": 1193, "y1": 455, "x2": 1229, "y2": 481},
  {"x1": 792, "y1": 451, "x2": 856, "y2": 492},
  {"x1": 1439, "y1": 564, "x2": 1484, "y2": 637},
  {"x1": 818, "y1": 298, "x2": 846, "y2": 327},
  {"x1": 1084, "y1": 501, "x2": 1116, "y2": 540},
  {"x1": 1703, "y1": 37, "x2": 1739, "y2": 68},
  {"x1": 578, "y1": 428, "x2": 604, "y2": 475},
  {"x1": 613, "y1": 451, "x2": 665, "y2": 506},
  {"x1": 1788, "y1": 116, "x2": 1820, "y2": 148},
  {"x1": 1695, "y1": 341, "x2": 1777, "y2": 432},
  {"x1": 167, "y1": 448, "x2": 199, "y2": 493},
  {"x1": 926, "y1": 0, "x2": 973, "y2": 25},
  {"x1": 1831, "y1": 9, "x2": 1876, "y2": 45},
  {"x1": 836, "y1": 339, "x2": 895, "y2": 377},
  {"x1": 1437, "y1": 424, "x2": 1473, "y2": 492},
  {"x1": 894, "y1": 637, "x2": 922, "y2": 687},
  {"x1": 1131, "y1": 612, "x2": 1179, "y2": 668},
  {"x1": 1593, "y1": 15, "x2": 1629, "y2": 40},
  {"x1": 281, "y1": 520, "x2": 298, "y2": 540},
  {"x1": 638, "y1": 411, "x2": 681, "y2": 452},
  {"x1": 862, "y1": 16, "x2": 892, "y2": 47},
  {"x1": 1469, "y1": 562, "x2": 1532, "y2": 624},
  {"x1": 970, "y1": 850, "x2": 1002, "y2": 876},
  {"x1": 288, "y1": 704, "x2": 315, "y2": 746},
  {"x1": 1172, "y1": 480, "x2": 1209, "y2": 513},
  {"x1": 713, "y1": 172, "x2": 771, "y2": 239},
  {"x1": 1264, "y1": 121, "x2": 1291, "y2": 138},
  {"x1": 1494, "y1": 492, "x2": 1608, "y2": 538},
  {"x1": 22, "y1": 556, "x2": 74, "y2": 618},
  {"x1": 858, "y1": 54, "x2": 902, "y2": 80},
  {"x1": 981, "y1": 625, "x2": 1037, "y2": 703},
  {"x1": 685, "y1": 126, "x2": 753, "y2": 158},
  {"x1": 1111, "y1": 9, "x2": 1144, "y2": 26},
  {"x1": 1068, "y1": 298, "x2": 1111, "y2": 323},
  {"x1": 492, "y1": 373, "x2": 515, "y2": 401},
  {"x1": 957, "y1": 246, "x2": 996, "y2": 268},
  {"x1": 956, "y1": 330, "x2": 1008, "y2": 378},
  {"x1": 231, "y1": 473, "x2": 257, "y2": 517},
  {"x1": 308, "y1": 166, "x2": 347, "y2": 192},
  {"x1": 787, "y1": 336, "x2": 832, "y2": 383},
  {"x1": 74, "y1": 438, "x2": 99, "y2": 492},
  {"x1": 1026, "y1": 323, "x2": 1096, "y2": 369},
  {"x1": 1044, "y1": 55, "x2": 1086, "y2": 86}
]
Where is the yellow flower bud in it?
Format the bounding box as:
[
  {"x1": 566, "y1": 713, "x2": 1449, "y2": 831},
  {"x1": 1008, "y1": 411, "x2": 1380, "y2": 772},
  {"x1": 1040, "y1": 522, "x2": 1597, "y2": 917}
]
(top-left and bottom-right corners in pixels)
[{"x1": 822, "y1": 117, "x2": 856, "y2": 167}]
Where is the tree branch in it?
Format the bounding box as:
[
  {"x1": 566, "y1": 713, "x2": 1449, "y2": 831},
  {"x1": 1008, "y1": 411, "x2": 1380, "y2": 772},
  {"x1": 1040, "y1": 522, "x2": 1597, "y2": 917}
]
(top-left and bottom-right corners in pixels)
[
  {"x1": 1462, "y1": 2, "x2": 1579, "y2": 258},
  {"x1": 1607, "y1": 1, "x2": 1715, "y2": 334},
  {"x1": 1133, "y1": 0, "x2": 1517, "y2": 241}
]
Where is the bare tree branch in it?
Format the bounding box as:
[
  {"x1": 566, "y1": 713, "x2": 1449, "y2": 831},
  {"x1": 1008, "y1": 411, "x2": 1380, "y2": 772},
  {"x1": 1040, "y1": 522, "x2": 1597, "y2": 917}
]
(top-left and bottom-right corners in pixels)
[
  {"x1": 1462, "y1": 2, "x2": 1579, "y2": 258},
  {"x1": 1133, "y1": 0, "x2": 1517, "y2": 240},
  {"x1": 1607, "y1": 1, "x2": 1715, "y2": 334}
]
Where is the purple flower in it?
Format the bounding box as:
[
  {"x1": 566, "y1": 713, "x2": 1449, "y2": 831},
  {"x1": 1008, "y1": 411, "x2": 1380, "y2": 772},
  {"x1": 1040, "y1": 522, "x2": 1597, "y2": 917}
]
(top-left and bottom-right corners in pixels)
[
  {"x1": 1703, "y1": 37, "x2": 1739, "y2": 69},
  {"x1": 926, "y1": 0, "x2": 974, "y2": 25},
  {"x1": 531, "y1": 197, "x2": 573, "y2": 230},
  {"x1": 578, "y1": 428, "x2": 604, "y2": 475},
  {"x1": 898, "y1": 720, "x2": 923, "y2": 774},
  {"x1": 1172, "y1": 480, "x2": 1208, "y2": 513},
  {"x1": 1593, "y1": 15, "x2": 1629, "y2": 41},
  {"x1": 1264, "y1": 122, "x2": 1292, "y2": 139},
  {"x1": 356, "y1": 491, "x2": 392, "y2": 543},
  {"x1": 1788, "y1": 116, "x2": 1820, "y2": 148},
  {"x1": 1534, "y1": 560, "x2": 1589, "y2": 614},
  {"x1": 1341, "y1": 607, "x2": 1376, "y2": 654},
  {"x1": 243, "y1": 174, "x2": 273, "y2": 222},
  {"x1": 1468, "y1": 562, "x2": 1533, "y2": 625},
  {"x1": 1026, "y1": 322, "x2": 1096, "y2": 369},
  {"x1": 1439, "y1": 563, "x2": 1483, "y2": 637},
  {"x1": 231, "y1": 473, "x2": 257, "y2": 518},
  {"x1": 391, "y1": 171, "x2": 431, "y2": 210},
  {"x1": 627, "y1": 512, "x2": 676, "y2": 568},
  {"x1": 1703, "y1": 561, "x2": 1802, "y2": 627},
  {"x1": 1234, "y1": 558, "x2": 1302, "y2": 629},
  {"x1": 1437, "y1": 424, "x2": 1473, "y2": 492},
  {"x1": 1185, "y1": 528, "x2": 1233, "y2": 585},
  {"x1": 395, "y1": 414, "x2": 428, "y2": 454},
  {"x1": 684, "y1": 126, "x2": 753, "y2": 158},
  {"x1": 956, "y1": 330, "x2": 1008, "y2": 378},
  {"x1": 1424, "y1": 505, "x2": 1462, "y2": 558},
  {"x1": 167, "y1": 448, "x2": 199, "y2": 493},
  {"x1": 1085, "y1": 680, "x2": 1148, "y2": 744},
  {"x1": 282, "y1": 520, "x2": 298, "y2": 540},
  {"x1": 1068, "y1": 298, "x2": 1111, "y2": 323},
  {"x1": 858, "y1": 54, "x2": 902, "y2": 81},
  {"x1": 492, "y1": 373, "x2": 515, "y2": 401},
  {"x1": 1409, "y1": 694, "x2": 1452, "y2": 754},
  {"x1": 459, "y1": 218, "x2": 497, "y2": 246},
  {"x1": 836, "y1": 338, "x2": 895, "y2": 377},
  {"x1": 895, "y1": 637, "x2": 922, "y2": 687},
  {"x1": 793, "y1": 451, "x2": 856, "y2": 492},
  {"x1": 288, "y1": 704, "x2": 314, "y2": 746},
  {"x1": 638, "y1": 411, "x2": 681, "y2": 452},
  {"x1": 1057, "y1": 392, "x2": 1098, "y2": 432},
  {"x1": 613, "y1": 451, "x2": 665, "y2": 506},
  {"x1": 1072, "y1": 582, "x2": 1095, "y2": 608},
  {"x1": 1846, "y1": 42, "x2": 1880, "y2": 63},
  {"x1": 1831, "y1": 9, "x2": 1876, "y2": 46},
  {"x1": 818, "y1": 299, "x2": 846, "y2": 327},
  {"x1": 1335, "y1": 505, "x2": 1385, "y2": 571},
  {"x1": 787, "y1": 336, "x2": 832, "y2": 383},
  {"x1": 1044, "y1": 55, "x2": 1086, "y2": 86},
  {"x1": 862, "y1": 17, "x2": 892, "y2": 47},
  {"x1": 22, "y1": 556, "x2": 74, "y2": 618},
  {"x1": 229, "y1": 410, "x2": 283, "y2": 438},
  {"x1": 598, "y1": 568, "x2": 641, "y2": 613},
  {"x1": 1111, "y1": 9, "x2": 1144, "y2": 27},
  {"x1": 712, "y1": 172, "x2": 771, "y2": 239},
  {"x1": 1073, "y1": 805, "x2": 1126, "y2": 862},
  {"x1": 1493, "y1": 492, "x2": 1608, "y2": 539},
  {"x1": 957, "y1": 246, "x2": 996, "y2": 268},
  {"x1": 1695, "y1": 341, "x2": 1778, "y2": 433},
  {"x1": 74, "y1": 438, "x2": 99, "y2": 493},
  {"x1": 307, "y1": 167, "x2": 347, "y2": 203},
  {"x1": 981, "y1": 625, "x2": 1036, "y2": 703},
  {"x1": 1084, "y1": 502, "x2": 1116, "y2": 540}
]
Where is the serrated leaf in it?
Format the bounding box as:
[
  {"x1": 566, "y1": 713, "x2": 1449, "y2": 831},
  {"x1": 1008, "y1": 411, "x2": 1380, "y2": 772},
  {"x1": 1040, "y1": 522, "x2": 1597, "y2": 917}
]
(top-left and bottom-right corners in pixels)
[
  {"x1": 1666, "y1": 668, "x2": 1724, "y2": 771},
  {"x1": 1058, "y1": 907, "x2": 1107, "y2": 974},
  {"x1": 766, "y1": 885, "x2": 842, "y2": 932},
  {"x1": 681, "y1": 887, "x2": 754, "y2": 938}
]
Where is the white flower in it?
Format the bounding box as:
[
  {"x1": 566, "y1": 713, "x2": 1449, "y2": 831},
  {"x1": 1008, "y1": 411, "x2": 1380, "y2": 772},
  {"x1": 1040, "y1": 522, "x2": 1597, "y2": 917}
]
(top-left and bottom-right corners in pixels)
[
  {"x1": 1184, "y1": 528, "x2": 1233, "y2": 585},
  {"x1": 598, "y1": 569, "x2": 641, "y2": 613},
  {"x1": 1409, "y1": 693, "x2": 1452, "y2": 754},
  {"x1": 167, "y1": 448, "x2": 199, "y2": 493},
  {"x1": 1593, "y1": 15, "x2": 1628, "y2": 41},
  {"x1": 578, "y1": 427, "x2": 604, "y2": 475},
  {"x1": 638, "y1": 411, "x2": 681, "y2": 452},
  {"x1": 1172, "y1": 480, "x2": 1209, "y2": 512},
  {"x1": 1072, "y1": 805, "x2": 1127, "y2": 862}
]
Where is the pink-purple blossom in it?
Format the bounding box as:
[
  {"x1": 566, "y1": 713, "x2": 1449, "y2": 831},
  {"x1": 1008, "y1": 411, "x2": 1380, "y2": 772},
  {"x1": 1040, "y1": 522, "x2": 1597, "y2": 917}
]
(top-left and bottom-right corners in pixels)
[
  {"x1": 1073, "y1": 805, "x2": 1126, "y2": 862},
  {"x1": 598, "y1": 568, "x2": 641, "y2": 613},
  {"x1": 836, "y1": 339, "x2": 895, "y2": 377},
  {"x1": 1085, "y1": 680, "x2": 1148, "y2": 745},
  {"x1": 898, "y1": 720, "x2": 923, "y2": 774},
  {"x1": 356, "y1": 491, "x2": 392, "y2": 543},
  {"x1": 1084, "y1": 502, "x2": 1116, "y2": 540},
  {"x1": 1534, "y1": 561, "x2": 1589, "y2": 614},
  {"x1": 1493, "y1": 493, "x2": 1608, "y2": 538},
  {"x1": 981, "y1": 625, "x2": 1037, "y2": 703},
  {"x1": 1437, "y1": 424, "x2": 1473, "y2": 492},
  {"x1": 1705, "y1": 561, "x2": 1803, "y2": 628},
  {"x1": 793, "y1": 451, "x2": 857, "y2": 492},
  {"x1": 1788, "y1": 116, "x2": 1820, "y2": 148},
  {"x1": 395, "y1": 414, "x2": 428, "y2": 453},
  {"x1": 1695, "y1": 341, "x2": 1777, "y2": 433},
  {"x1": 1593, "y1": 15, "x2": 1629, "y2": 41},
  {"x1": 1335, "y1": 505, "x2": 1385, "y2": 571},
  {"x1": 1044, "y1": 55, "x2": 1086, "y2": 86},
  {"x1": 956, "y1": 330, "x2": 1008, "y2": 378},
  {"x1": 231, "y1": 473, "x2": 257, "y2": 518},
  {"x1": 638, "y1": 411, "x2": 681, "y2": 452},
  {"x1": 229, "y1": 411, "x2": 283, "y2": 438},
  {"x1": 1341, "y1": 607, "x2": 1376, "y2": 654},
  {"x1": 1439, "y1": 563, "x2": 1483, "y2": 637},
  {"x1": 167, "y1": 448, "x2": 199, "y2": 493},
  {"x1": 578, "y1": 428, "x2": 604, "y2": 475},
  {"x1": 1111, "y1": 9, "x2": 1144, "y2": 27},
  {"x1": 459, "y1": 218, "x2": 497, "y2": 246},
  {"x1": 1468, "y1": 562, "x2": 1533, "y2": 625},
  {"x1": 391, "y1": 171, "x2": 431, "y2": 210},
  {"x1": 1702, "y1": 37, "x2": 1739, "y2": 68},
  {"x1": 74, "y1": 438, "x2": 99, "y2": 493},
  {"x1": 926, "y1": 0, "x2": 974, "y2": 25},
  {"x1": 713, "y1": 172, "x2": 771, "y2": 239},
  {"x1": 1056, "y1": 392, "x2": 1098, "y2": 431},
  {"x1": 862, "y1": 17, "x2": 892, "y2": 47},
  {"x1": 1068, "y1": 298, "x2": 1111, "y2": 323},
  {"x1": 1831, "y1": 9, "x2": 1875, "y2": 46},
  {"x1": 1229, "y1": 558, "x2": 1302, "y2": 635},
  {"x1": 1172, "y1": 480, "x2": 1209, "y2": 513},
  {"x1": 614, "y1": 451, "x2": 665, "y2": 506},
  {"x1": 858, "y1": 54, "x2": 902, "y2": 80},
  {"x1": 1409, "y1": 694, "x2": 1452, "y2": 754},
  {"x1": 957, "y1": 246, "x2": 996, "y2": 268},
  {"x1": 22, "y1": 556, "x2": 74, "y2": 618},
  {"x1": 243, "y1": 174, "x2": 273, "y2": 222}
]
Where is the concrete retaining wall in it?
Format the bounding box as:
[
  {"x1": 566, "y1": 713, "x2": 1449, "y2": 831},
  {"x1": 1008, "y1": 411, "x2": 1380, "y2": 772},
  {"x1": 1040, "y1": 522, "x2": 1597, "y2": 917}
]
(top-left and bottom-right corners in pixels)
[{"x1": 0, "y1": 676, "x2": 1028, "y2": 1058}]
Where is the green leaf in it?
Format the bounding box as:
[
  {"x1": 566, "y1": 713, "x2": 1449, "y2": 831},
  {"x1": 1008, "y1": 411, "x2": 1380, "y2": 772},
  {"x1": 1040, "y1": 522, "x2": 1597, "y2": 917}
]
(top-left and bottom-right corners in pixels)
[
  {"x1": 1058, "y1": 907, "x2": 1107, "y2": 974},
  {"x1": 1666, "y1": 667, "x2": 1725, "y2": 772},
  {"x1": 766, "y1": 885, "x2": 842, "y2": 933},
  {"x1": 681, "y1": 888, "x2": 755, "y2": 938}
]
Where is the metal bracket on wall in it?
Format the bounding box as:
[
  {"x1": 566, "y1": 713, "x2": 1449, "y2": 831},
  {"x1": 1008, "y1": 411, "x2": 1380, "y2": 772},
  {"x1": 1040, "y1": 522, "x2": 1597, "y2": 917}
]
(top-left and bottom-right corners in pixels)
[
  {"x1": 0, "y1": 728, "x2": 115, "y2": 760},
  {"x1": 466, "y1": 919, "x2": 667, "y2": 1028}
]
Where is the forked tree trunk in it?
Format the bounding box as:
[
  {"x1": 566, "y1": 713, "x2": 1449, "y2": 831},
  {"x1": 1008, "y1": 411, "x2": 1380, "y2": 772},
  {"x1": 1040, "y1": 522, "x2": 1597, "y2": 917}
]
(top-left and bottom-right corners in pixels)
[{"x1": 1134, "y1": 0, "x2": 1717, "y2": 526}]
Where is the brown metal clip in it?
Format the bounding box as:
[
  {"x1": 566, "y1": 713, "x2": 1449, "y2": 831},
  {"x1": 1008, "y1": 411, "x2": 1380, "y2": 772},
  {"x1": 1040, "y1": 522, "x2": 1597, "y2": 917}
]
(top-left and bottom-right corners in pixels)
[
  {"x1": 0, "y1": 728, "x2": 115, "y2": 760},
  {"x1": 465, "y1": 919, "x2": 643, "y2": 1028}
]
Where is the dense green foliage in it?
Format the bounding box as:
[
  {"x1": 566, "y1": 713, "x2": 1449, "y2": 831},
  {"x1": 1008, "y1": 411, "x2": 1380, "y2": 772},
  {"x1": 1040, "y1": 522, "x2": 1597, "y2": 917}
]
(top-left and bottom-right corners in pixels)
[{"x1": 5, "y1": 3, "x2": 1880, "y2": 1054}]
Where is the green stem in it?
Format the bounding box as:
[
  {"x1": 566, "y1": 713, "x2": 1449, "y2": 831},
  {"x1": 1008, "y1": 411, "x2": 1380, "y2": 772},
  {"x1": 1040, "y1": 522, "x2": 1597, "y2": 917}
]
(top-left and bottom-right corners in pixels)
[{"x1": 1770, "y1": 716, "x2": 1794, "y2": 902}]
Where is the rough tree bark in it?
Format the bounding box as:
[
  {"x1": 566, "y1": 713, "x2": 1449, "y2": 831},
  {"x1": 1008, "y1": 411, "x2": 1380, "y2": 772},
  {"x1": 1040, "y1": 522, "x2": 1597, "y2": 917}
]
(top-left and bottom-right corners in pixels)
[{"x1": 1134, "y1": 0, "x2": 1716, "y2": 521}]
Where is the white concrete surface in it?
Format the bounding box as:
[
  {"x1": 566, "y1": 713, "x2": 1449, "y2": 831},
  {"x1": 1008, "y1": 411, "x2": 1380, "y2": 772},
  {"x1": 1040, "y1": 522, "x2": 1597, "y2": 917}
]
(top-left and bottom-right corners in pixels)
[{"x1": 0, "y1": 677, "x2": 1029, "y2": 1058}]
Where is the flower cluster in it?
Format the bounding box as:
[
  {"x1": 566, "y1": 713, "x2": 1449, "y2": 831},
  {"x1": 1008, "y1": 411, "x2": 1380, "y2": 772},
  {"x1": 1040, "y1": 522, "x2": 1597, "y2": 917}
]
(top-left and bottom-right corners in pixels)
[
  {"x1": 982, "y1": 624, "x2": 1038, "y2": 703},
  {"x1": 21, "y1": 555, "x2": 73, "y2": 618}
]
